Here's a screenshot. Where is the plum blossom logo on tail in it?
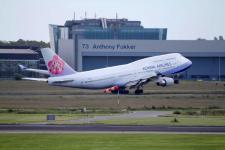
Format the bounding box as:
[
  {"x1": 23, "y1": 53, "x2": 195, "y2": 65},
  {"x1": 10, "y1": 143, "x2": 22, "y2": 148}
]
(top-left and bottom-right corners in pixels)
[{"x1": 48, "y1": 55, "x2": 65, "y2": 75}]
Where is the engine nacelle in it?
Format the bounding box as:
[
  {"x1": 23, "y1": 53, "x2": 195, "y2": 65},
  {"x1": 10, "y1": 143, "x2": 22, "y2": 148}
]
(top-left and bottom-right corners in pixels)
[{"x1": 156, "y1": 77, "x2": 175, "y2": 87}]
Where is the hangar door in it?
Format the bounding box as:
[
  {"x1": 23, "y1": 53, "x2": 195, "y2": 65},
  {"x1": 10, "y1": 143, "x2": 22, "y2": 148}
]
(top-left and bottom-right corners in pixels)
[{"x1": 188, "y1": 57, "x2": 225, "y2": 80}]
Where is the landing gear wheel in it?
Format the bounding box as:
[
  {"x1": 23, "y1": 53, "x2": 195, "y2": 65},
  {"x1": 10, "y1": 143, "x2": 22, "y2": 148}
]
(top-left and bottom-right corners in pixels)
[
  {"x1": 174, "y1": 79, "x2": 179, "y2": 84},
  {"x1": 111, "y1": 90, "x2": 129, "y2": 94},
  {"x1": 120, "y1": 90, "x2": 129, "y2": 94},
  {"x1": 135, "y1": 89, "x2": 143, "y2": 95}
]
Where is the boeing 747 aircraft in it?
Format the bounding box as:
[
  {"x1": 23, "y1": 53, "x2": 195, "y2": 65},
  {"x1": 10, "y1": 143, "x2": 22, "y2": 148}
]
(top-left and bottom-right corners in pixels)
[{"x1": 19, "y1": 48, "x2": 192, "y2": 94}]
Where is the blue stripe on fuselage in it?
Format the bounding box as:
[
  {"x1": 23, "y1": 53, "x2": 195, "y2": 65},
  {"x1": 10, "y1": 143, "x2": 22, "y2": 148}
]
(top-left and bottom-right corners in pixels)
[{"x1": 161, "y1": 62, "x2": 192, "y2": 75}]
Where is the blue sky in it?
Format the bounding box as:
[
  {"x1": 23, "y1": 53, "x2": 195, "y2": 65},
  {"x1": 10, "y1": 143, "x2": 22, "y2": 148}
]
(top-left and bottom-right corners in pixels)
[{"x1": 0, "y1": 0, "x2": 225, "y2": 42}]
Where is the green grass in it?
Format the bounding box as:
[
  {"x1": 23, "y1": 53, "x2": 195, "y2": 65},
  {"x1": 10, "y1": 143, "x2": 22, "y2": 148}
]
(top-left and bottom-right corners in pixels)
[
  {"x1": 0, "y1": 113, "x2": 87, "y2": 124},
  {"x1": 0, "y1": 134, "x2": 225, "y2": 150},
  {"x1": 94, "y1": 116, "x2": 225, "y2": 126},
  {"x1": 0, "y1": 80, "x2": 225, "y2": 109},
  {"x1": 0, "y1": 113, "x2": 225, "y2": 126}
]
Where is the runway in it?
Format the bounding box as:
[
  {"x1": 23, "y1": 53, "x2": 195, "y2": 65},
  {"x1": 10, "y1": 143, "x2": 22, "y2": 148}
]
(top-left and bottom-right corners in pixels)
[{"x1": 1, "y1": 124, "x2": 225, "y2": 133}]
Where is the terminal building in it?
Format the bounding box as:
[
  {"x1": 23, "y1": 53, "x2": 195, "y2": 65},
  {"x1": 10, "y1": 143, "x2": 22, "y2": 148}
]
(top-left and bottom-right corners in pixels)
[{"x1": 49, "y1": 18, "x2": 225, "y2": 80}]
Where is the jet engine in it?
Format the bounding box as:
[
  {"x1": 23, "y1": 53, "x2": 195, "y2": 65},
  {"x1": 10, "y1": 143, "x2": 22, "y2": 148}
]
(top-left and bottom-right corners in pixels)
[{"x1": 156, "y1": 77, "x2": 175, "y2": 87}]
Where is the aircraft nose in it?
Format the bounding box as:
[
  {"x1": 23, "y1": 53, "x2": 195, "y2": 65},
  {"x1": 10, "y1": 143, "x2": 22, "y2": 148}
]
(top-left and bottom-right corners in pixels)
[
  {"x1": 186, "y1": 58, "x2": 192, "y2": 66},
  {"x1": 185, "y1": 58, "x2": 192, "y2": 66}
]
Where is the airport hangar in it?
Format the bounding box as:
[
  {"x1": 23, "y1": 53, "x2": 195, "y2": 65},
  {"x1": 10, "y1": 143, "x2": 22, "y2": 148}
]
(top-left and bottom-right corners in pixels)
[
  {"x1": 49, "y1": 18, "x2": 225, "y2": 80},
  {"x1": 0, "y1": 47, "x2": 39, "y2": 78}
]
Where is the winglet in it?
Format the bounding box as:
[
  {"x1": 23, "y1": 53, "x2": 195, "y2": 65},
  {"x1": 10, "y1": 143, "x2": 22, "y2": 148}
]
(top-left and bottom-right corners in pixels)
[{"x1": 18, "y1": 64, "x2": 27, "y2": 70}]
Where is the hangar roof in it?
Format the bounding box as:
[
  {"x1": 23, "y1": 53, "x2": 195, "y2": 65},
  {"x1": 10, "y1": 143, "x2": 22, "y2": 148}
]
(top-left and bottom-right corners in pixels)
[{"x1": 0, "y1": 49, "x2": 38, "y2": 54}]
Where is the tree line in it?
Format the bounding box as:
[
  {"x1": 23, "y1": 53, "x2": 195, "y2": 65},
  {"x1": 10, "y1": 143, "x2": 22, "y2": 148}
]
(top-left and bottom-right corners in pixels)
[{"x1": 0, "y1": 39, "x2": 50, "y2": 48}]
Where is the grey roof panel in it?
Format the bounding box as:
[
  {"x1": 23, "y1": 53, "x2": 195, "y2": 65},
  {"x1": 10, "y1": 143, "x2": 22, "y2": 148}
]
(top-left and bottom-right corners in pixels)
[{"x1": 0, "y1": 49, "x2": 38, "y2": 54}]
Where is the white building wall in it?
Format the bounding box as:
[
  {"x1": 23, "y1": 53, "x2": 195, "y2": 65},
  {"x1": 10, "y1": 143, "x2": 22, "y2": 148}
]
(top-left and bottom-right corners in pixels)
[{"x1": 58, "y1": 39, "x2": 75, "y2": 69}]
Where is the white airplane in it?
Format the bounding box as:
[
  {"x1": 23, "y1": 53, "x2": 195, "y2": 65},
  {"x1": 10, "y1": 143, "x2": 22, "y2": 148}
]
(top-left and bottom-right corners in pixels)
[{"x1": 19, "y1": 48, "x2": 192, "y2": 94}]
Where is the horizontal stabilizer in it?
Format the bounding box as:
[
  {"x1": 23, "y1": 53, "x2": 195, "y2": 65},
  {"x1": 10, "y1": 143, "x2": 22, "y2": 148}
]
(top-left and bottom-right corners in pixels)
[
  {"x1": 18, "y1": 64, "x2": 50, "y2": 75},
  {"x1": 49, "y1": 78, "x2": 74, "y2": 84},
  {"x1": 22, "y1": 77, "x2": 48, "y2": 82}
]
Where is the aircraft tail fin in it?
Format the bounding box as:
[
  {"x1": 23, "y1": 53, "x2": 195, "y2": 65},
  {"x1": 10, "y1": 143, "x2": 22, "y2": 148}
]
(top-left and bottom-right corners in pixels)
[{"x1": 41, "y1": 48, "x2": 76, "y2": 77}]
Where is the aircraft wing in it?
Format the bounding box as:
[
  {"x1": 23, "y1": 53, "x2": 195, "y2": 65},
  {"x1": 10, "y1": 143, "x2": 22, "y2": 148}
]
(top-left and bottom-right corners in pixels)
[
  {"x1": 18, "y1": 64, "x2": 50, "y2": 75},
  {"x1": 22, "y1": 77, "x2": 48, "y2": 82},
  {"x1": 125, "y1": 71, "x2": 158, "y2": 89}
]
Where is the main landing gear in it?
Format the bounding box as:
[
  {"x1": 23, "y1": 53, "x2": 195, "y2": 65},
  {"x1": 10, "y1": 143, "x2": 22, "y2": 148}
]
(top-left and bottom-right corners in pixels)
[
  {"x1": 110, "y1": 87, "x2": 144, "y2": 95},
  {"x1": 134, "y1": 89, "x2": 143, "y2": 95},
  {"x1": 111, "y1": 87, "x2": 129, "y2": 94}
]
